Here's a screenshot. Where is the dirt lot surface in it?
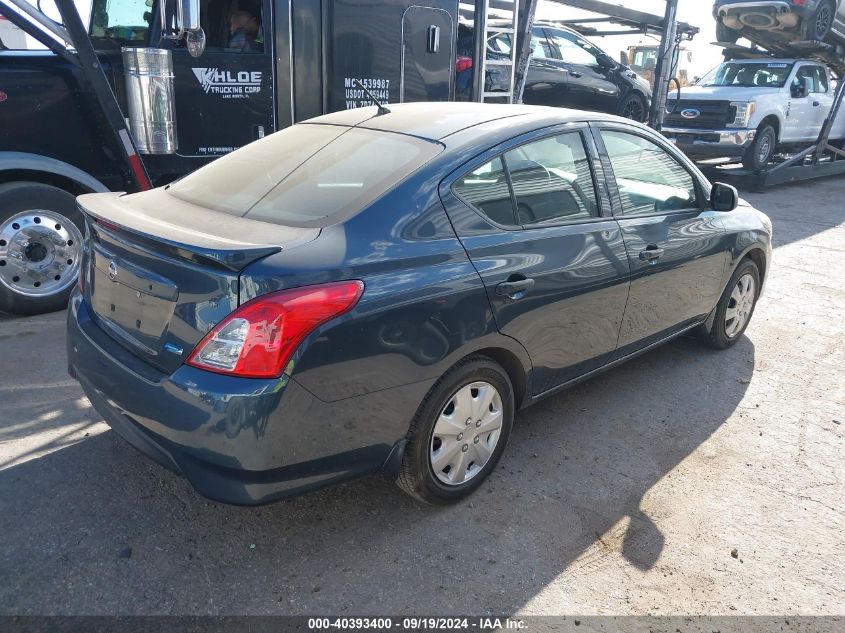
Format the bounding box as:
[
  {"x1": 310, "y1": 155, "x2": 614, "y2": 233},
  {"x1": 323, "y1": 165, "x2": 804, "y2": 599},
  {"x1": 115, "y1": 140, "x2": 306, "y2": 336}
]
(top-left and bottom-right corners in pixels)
[{"x1": 0, "y1": 177, "x2": 842, "y2": 617}]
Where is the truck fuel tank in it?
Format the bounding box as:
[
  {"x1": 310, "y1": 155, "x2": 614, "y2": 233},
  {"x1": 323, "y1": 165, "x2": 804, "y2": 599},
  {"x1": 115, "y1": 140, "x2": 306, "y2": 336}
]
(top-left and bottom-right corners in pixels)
[{"x1": 122, "y1": 47, "x2": 178, "y2": 155}]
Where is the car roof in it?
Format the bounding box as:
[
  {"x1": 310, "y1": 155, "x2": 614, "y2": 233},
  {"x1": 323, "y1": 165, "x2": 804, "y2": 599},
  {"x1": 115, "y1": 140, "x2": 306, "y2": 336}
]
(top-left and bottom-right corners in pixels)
[
  {"x1": 303, "y1": 102, "x2": 627, "y2": 142},
  {"x1": 724, "y1": 58, "x2": 811, "y2": 64}
]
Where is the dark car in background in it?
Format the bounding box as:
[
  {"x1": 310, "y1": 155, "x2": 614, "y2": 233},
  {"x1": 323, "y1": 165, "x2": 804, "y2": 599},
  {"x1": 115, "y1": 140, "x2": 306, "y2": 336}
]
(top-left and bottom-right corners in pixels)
[
  {"x1": 456, "y1": 22, "x2": 652, "y2": 121},
  {"x1": 67, "y1": 103, "x2": 771, "y2": 507},
  {"x1": 714, "y1": 0, "x2": 845, "y2": 49}
]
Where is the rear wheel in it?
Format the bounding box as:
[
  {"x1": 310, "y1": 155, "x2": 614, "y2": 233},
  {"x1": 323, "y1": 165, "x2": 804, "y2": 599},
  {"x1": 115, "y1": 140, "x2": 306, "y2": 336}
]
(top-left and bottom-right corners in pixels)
[
  {"x1": 742, "y1": 124, "x2": 776, "y2": 171},
  {"x1": 0, "y1": 182, "x2": 84, "y2": 316},
  {"x1": 716, "y1": 21, "x2": 740, "y2": 44},
  {"x1": 802, "y1": 0, "x2": 835, "y2": 41},
  {"x1": 618, "y1": 92, "x2": 647, "y2": 122},
  {"x1": 704, "y1": 258, "x2": 761, "y2": 350},
  {"x1": 397, "y1": 355, "x2": 514, "y2": 504}
]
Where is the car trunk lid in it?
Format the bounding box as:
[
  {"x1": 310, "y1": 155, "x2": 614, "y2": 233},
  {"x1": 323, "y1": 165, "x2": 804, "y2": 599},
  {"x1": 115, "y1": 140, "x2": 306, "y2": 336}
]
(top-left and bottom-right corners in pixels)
[{"x1": 77, "y1": 189, "x2": 319, "y2": 374}]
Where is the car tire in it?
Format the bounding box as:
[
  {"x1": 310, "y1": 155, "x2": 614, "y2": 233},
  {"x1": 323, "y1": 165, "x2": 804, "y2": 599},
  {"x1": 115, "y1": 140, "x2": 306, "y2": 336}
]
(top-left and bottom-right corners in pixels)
[
  {"x1": 704, "y1": 258, "x2": 761, "y2": 350},
  {"x1": 396, "y1": 355, "x2": 514, "y2": 505},
  {"x1": 618, "y1": 92, "x2": 647, "y2": 122},
  {"x1": 742, "y1": 124, "x2": 776, "y2": 171},
  {"x1": 802, "y1": 0, "x2": 835, "y2": 41},
  {"x1": 716, "y1": 21, "x2": 740, "y2": 44},
  {"x1": 0, "y1": 182, "x2": 85, "y2": 316}
]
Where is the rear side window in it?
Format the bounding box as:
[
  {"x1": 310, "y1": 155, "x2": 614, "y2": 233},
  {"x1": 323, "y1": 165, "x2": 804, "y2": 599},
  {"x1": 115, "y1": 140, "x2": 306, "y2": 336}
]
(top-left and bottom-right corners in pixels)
[
  {"x1": 453, "y1": 131, "x2": 598, "y2": 228},
  {"x1": 600, "y1": 130, "x2": 697, "y2": 215},
  {"x1": 169, "y1": 124, "x2": 442, "y2": 226},
  {"x1": 453, "y1": 157, "x2": 516, "y2": 226},
  {"x1": 505, "y1": 132, "x2": 598, "y2": 224}
]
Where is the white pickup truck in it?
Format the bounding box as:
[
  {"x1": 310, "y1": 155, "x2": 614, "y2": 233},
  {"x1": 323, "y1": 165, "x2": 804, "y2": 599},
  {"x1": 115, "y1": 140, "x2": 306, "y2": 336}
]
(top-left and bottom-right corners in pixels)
[{"x1": 662, "y1": 58, "x2": 845, "y2": 170}]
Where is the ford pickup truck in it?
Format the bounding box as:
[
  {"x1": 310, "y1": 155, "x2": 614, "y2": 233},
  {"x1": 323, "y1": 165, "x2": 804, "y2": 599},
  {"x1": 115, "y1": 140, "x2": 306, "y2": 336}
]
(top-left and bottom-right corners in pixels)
[{"x1": 662, "y1": 58, "x2": 845, "y2": 170}]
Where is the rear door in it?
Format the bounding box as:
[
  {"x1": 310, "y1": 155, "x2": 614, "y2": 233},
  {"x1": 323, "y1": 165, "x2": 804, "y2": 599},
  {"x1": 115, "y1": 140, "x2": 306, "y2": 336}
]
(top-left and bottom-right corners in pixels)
[
  {"x1": 593, "y1": 123, "x2": 728, "y2": 351},
  {"x1": 170, "y1": 0, "x2": 275, "y2": 157},
  {"x1": 441, "y1": 125, "x2": 630, "y2": 395},
  {"x1": 400, "y1": 6, "x2": 454, "y2": 102}
]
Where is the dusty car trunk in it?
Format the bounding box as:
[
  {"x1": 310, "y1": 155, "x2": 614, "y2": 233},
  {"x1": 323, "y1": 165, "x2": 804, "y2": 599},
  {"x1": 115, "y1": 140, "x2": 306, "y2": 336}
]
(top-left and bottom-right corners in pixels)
[{"x1": 77, "y1": 189, "x2": 319, "y2": 374}]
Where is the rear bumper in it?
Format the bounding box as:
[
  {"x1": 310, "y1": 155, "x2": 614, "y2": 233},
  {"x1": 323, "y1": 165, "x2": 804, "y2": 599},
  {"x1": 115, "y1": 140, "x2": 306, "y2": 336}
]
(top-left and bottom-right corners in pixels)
[
  {"x1": 663, "y1": 127, "x2": 756, "y2": 157},
  {"x1": 67, "y1": 292, "x2": 424, "y2": 505}
]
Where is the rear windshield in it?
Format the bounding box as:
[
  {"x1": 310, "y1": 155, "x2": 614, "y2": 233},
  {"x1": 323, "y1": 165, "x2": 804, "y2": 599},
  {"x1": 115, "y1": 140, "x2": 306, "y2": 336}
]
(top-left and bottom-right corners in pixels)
[{"x1": 168, "y1": 124, "x2": 443, "y2": 226}]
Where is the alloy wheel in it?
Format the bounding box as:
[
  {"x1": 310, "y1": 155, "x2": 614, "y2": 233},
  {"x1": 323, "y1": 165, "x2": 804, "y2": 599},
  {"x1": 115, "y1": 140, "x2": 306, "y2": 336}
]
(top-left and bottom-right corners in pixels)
[
  {"x1": 0, "y1": 210, "x2": 83, "y2": 298},
  {"x1": 816, "y1": 4, "x2": 833, "y2": 39},
  {"x1": 725, "y1": 273, "x2": 756, "y2": 338},
  {"x1": 623, "y1": 98, "x2": 644, "y2": 121},
  {"x1": 429, "y1": 381, "x2": 503, "y2": 486}
]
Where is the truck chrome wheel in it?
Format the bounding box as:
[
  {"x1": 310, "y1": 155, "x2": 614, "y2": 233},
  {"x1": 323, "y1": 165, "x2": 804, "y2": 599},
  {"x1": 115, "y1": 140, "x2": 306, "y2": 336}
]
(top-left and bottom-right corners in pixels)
[
  {"x1": 0, "y1": 210, "x2": 83, "y2": 298},
  {"x1": 429, "y1": 381, "x2": 503, "y2": 486},
  {"x1": 725, "y1": 273, "x2": 756, "y2": 338}
]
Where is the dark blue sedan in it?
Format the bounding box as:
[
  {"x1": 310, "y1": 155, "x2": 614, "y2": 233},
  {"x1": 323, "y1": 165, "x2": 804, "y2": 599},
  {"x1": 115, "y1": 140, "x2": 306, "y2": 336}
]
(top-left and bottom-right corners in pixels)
[{"x1": 67, "y1": 103, "x2": 772, "y2": 505}]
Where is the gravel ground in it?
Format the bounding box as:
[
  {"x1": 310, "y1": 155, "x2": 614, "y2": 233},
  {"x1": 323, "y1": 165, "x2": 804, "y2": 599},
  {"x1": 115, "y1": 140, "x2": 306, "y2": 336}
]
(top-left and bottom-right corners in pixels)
[{"x1": 0, "y1": 177, "x2": 842, "y2": 617}]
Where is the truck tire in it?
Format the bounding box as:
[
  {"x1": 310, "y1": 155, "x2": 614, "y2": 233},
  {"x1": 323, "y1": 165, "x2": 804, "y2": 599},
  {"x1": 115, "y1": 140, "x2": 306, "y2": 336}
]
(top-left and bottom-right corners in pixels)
[
  {"x1": 716, "y1": 21, "x2": 740, "y2": 44},
  {"x1": 742, "y1": 124, "x2": 776, "y2": 171},
  {"x1": 0, "y1": 182, "x2": 85, "y2": 316},
  {"x1": 802, "y1": 0, "x2": 835, "y2": 41}
]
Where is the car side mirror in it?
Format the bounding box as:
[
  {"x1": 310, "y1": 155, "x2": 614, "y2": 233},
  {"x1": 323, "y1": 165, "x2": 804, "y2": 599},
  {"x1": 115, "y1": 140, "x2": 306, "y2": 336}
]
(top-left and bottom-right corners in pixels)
[
  {"x1": 791, "y1": 77, "x2": 811, "y2": 98},
  {"x1": 710, "y1": 182, "x2": 738, "y2": 212}
]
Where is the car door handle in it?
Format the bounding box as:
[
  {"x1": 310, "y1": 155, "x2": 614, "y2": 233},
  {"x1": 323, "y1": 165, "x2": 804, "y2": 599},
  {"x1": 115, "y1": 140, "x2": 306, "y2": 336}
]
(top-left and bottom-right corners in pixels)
[
  {"x1": 496, "y1": 277, "x2": 535, "y2": 299},
  {"x1": 569, "y1": 70, "x2": 583, "y2": 78},
  {"x1": 813, "y1": 101, "x2": 821, "y2": 107},
  {"x1": 638, "y1": 245, "x2": 665, "y2": 262}
]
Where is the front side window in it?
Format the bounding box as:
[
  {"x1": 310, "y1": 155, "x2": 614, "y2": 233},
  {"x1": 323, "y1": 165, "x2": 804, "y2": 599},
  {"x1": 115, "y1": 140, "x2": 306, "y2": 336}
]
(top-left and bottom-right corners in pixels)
[
  {"x1": 453, "y1": 157, "x2": 516, "y2": 226},
  {"x1": 794, "y1": 65, "x2": 829, "y2": 93},
  {"x1": 199, "y1": 0, "x2": 265, "y2": 52},
  {"x1": 169, "y1": 124, "x2": 442, "y2": 226},
  {"x1": 600, "y1": 130, "x2": 697, "y2": 216},
  {"x1": 547, "y1": 29, "x2": 600, "y2": 67},
  {"x1": 505, "y1": 132, "x2": 598, "y2": 224}
]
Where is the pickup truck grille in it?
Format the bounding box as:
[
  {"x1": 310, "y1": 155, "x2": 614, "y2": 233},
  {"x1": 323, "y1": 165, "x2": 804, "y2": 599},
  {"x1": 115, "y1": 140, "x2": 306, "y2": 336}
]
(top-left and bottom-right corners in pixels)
[{"x1": 664, "y1": 100, "x2": 737, "y2": 130}]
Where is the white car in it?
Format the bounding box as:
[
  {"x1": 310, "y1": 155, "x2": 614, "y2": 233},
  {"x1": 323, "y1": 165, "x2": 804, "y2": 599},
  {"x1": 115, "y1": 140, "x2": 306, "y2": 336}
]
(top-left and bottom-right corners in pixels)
[{"x1": 661, "y1": 58, "x2": 845, "y2": 169}]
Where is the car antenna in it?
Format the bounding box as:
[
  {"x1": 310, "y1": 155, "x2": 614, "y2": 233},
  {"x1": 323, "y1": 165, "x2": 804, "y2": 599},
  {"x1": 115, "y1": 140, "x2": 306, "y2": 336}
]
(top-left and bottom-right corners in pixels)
[{"x1": 354, "y1": 79, "x2": 391, "y2": 115}]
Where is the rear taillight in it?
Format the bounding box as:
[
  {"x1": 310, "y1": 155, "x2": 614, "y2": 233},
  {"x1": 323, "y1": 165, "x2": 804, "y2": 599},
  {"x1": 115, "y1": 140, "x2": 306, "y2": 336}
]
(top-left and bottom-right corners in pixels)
[
  {"x1": 186, "y1": 280, "x2": 364, "y2": 379},
  {"x1": 456, "y1": 55, "x2": 473, "y2": 74}
]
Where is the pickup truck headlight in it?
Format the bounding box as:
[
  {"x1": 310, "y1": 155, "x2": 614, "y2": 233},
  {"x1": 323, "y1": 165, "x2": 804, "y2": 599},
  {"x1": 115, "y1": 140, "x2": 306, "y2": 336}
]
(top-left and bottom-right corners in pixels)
[{"x1": 728, "y1": 101, "x2": 756, "y2": 128}]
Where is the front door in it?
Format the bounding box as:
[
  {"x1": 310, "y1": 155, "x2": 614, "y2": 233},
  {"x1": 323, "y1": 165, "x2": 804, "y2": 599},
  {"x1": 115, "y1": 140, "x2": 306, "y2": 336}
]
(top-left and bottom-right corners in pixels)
[
  {"x1": 443, "y1": 127, "x2": 630, "y2": 395},
  {"x1": 401, "y1": 6, "x2": 454, "y2": 102},
  {"x1": 543, "y1": 27, "x2": 619, "y2": 114},
  {"x1": 170, "y1": 0, "x2": 275, "y2": 157},
  {"x1": 594, "y1": 124, "x2": 729, "y2": 350}
]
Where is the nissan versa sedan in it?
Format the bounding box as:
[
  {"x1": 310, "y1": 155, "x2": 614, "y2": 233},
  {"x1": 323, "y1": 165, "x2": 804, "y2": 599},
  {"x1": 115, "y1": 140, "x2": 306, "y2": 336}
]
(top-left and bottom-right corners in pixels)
[{"x1": 67, "y1": 103, "x2": 772, "y2": 505}]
